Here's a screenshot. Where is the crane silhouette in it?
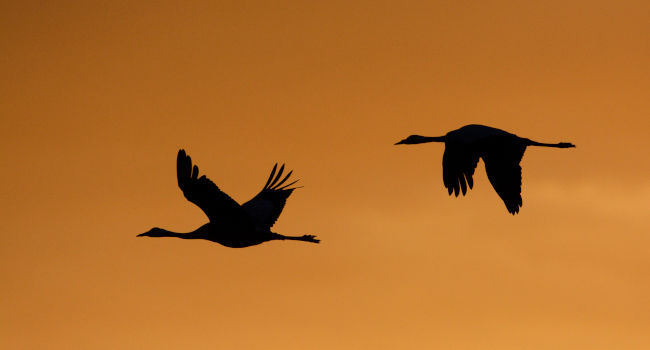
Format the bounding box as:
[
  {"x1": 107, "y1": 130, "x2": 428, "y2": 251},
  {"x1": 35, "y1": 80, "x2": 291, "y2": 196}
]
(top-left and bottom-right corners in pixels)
[
  {"x1": 395, "y1": 124, "x2": 576, "y2": 214},
  {"x1": 138, "y1": 150, "x2": 319, "y2": 247}
]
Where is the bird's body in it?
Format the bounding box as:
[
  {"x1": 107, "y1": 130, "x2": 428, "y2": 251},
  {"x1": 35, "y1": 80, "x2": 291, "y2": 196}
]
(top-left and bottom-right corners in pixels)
[
  {"x1": 138, "y1": 150, "x2": 319, "y2": 247},
  {"x1": 395, "y1": 124, "x2": 576, "y2": 214},
  {"x1": 448, "y1": 124, "x2": 514, "y2": 142}
]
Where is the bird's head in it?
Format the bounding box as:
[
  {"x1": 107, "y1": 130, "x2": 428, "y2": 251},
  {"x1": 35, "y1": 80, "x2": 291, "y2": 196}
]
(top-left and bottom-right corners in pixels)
[
  {"x1": 395, "y1": 135, "x2": 431, "y2": 145},
  {"x1": 137, "y1": 227, "x2": 166, "y2": 237}
]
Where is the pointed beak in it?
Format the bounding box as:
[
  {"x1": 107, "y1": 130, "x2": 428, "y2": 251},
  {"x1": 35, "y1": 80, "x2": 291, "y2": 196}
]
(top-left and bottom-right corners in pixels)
[{"x1": 395, "y1": 140, "x2": 405, "y2": 145}]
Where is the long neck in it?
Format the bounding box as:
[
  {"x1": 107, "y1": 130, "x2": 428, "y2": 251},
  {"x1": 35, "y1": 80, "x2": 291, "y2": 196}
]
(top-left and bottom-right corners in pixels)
[
  {"x1": 417, "y1": 136, "x2": 446, "y2": 143},
  {"x1": 139, "y1": 228, "x2": 204, "y2": 239},
  {"x1": 399, "y1": 135, "x2": 446, "y2": 144}
]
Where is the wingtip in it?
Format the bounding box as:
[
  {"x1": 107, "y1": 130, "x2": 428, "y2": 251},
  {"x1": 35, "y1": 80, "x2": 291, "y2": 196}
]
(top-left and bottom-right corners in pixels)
[
  {"x1": 505, "y1": 201, "x2": 522, "y2": 215},
  {"x1": 263, "y1": 163, "x2": 302, "y2": 190},
  {"x1": 272, "y1": 169, "x2": 294, "y2": 189},
  {"x1": 277, "y1": 179, "x2": 301, "y2": 190},
  {"x1": 263, "y1": 163, "x2": 279, "y2": 189},
  {"x1": 269, "y1": 164, "x2": 286, "y2": 188}
]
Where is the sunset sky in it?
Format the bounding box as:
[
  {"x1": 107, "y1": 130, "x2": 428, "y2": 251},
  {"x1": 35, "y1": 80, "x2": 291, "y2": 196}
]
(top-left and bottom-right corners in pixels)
[{"x1": 2, "y1": 0, "x2": 649, "y2": 348}]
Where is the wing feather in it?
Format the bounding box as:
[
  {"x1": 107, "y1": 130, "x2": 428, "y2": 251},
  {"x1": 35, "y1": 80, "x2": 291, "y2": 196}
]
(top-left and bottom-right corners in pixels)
[
  {"x1": 176, "y1": 150, "x2": 244, "y2": 223},
  {"x1": 442, "y1": 145, "x2": 480, "y2": 197},
  {"x1": 482, "y1": 142, "x2": 526, "y2": 214},
  {"x1": 262, "y1": 164, "x2": 278, "y2": 189},
  {"x1": 272, "y1": 170, "x2": 293, "y2": 189},
  {"x1": 242, "y1": 163, "x2": 299, "y2": 229}
]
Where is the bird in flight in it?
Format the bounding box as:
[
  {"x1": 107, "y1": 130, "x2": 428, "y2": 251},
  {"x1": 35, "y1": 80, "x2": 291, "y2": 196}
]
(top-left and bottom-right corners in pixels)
[
  {"x1": 138, "y1": 150, "x2": 319, "y2": 247},
  {"x1": 395, "y1": 124, "x2": 576, "y2": 214}
]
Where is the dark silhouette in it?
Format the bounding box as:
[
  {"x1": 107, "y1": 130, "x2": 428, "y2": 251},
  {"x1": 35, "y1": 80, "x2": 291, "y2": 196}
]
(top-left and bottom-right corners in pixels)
[
  {"x1": 138, "y1": 150, "x2": 319, "y2": 247},
  {"x1": 395, "y1": 124, "x2": 576, "y2": 214}
]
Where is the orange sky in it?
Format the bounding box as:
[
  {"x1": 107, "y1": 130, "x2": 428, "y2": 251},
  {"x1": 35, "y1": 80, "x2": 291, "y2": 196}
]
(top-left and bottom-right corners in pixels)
[{"x1": 2, "y1": 1, "x2": 649, "y2": 349}]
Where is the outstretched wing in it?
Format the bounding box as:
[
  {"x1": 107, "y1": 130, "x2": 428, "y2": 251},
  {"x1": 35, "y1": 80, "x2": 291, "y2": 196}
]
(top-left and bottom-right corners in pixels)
[
  {"x1": 242, "y1": 164, "x2": 299, "y2": 229},
  {"x1": 176, "y1": 150, "x2": 243, "y2": 223},
  {"x1": 482, "y1": 142, "x2": 526, "y2": 214},
  {"x1": 442, "y1": 144, "x2": 480, "y2": 197}
]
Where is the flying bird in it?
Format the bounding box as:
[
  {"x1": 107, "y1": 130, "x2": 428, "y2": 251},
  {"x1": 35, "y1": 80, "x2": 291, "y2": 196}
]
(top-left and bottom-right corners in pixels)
[
  {"x1": 138, "y1": 150, "x2": 319, "y2": 247},
  {"x1": 395, "y1": 124, "x2": 575, "y2": 214}
]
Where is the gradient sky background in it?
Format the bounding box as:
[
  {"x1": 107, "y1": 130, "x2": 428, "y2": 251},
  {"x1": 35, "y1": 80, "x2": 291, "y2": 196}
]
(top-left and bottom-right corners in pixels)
[{"x1": 2, "y1": 0, "x2": 649, "y2": 349}]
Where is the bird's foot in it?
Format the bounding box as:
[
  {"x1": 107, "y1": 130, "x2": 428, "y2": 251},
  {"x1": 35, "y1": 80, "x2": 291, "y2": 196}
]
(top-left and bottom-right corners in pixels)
[
  {"x1": 558, "y1": 142, "x2": 576, "y2": 148},
  {"x1": 301, "y1": 235, "x2": 320, "y2": 243}
]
